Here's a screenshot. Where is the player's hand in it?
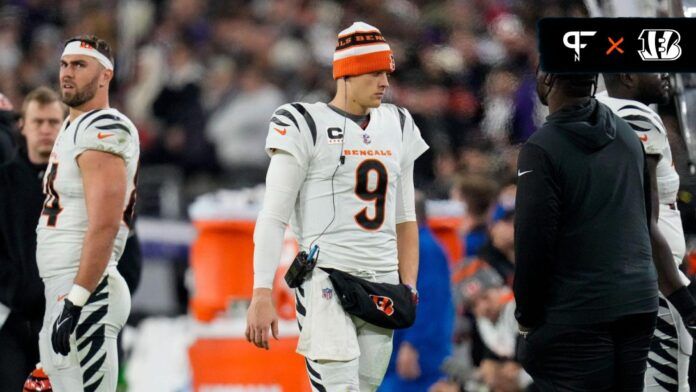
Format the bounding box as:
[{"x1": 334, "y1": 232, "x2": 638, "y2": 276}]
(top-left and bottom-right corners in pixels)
[
  {"x1": 396, "y1": 342, "x2": 421, "y2": 380},
  {"x1": 51, "y1": 299, "x2": 82, "y2": 355},
  {"x1": 245, "y1": 289, "x2": 279, "y2": 350}
]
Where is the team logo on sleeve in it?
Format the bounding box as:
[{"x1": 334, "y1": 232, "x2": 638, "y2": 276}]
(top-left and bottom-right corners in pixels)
[
  {"x1": 369, "y1": 295, "x2": 395, "y2": 316},
  {"x1": 327, "y1": 127, "x2": 344, "y2": 144}
]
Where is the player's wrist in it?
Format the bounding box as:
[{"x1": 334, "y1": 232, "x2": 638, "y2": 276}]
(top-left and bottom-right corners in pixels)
[
  {"x1": 404, "y1": 284, "x2": 419, "y2": 305},
  {"x1": 66, "y1": 284, "x2": 91, "y2": 307},
  {"x1": 252, "y1": 288, "x2": 273, "y2": 300}
]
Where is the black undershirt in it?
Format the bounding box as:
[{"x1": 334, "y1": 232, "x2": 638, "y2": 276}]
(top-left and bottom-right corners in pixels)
[{"x1": 327, "y1": 104, "x2": 370, "y2": 129}]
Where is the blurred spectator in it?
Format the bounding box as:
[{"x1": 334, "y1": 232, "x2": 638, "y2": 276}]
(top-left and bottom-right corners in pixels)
[
  {"x1": 481, "y1": 66, "x2": 520, "y2": 144},
  {"x1": 381, "y1": 192, "x2": 454, "y2": 392},
  {"x1": 146, "y1": 37, "x2": 217, "y2": 176},
  {"x1": 458, "y1": 137, "x2": 495, "y2": 176},
  {"x1": 428, "y1": 150, "x2": 458, "y2": 200},
  {"x1": 442, "y1": 264, "x2": 532, "y2": 391},
  {"x1": 452, "y1": 174, "x2": 499, "y2": 257},
  {"x1": 484, "y1": 188, "x2": 516, "y2": 285},
  {"x1": 206, "y1": 65, "x2": 284, "y2": 185}
]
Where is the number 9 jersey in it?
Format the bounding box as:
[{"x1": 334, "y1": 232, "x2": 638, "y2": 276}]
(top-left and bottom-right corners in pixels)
[
  {"x1": 36, "y1": 108, "x2": 140, "y2": 279},
  {"x1": 265, "y1": 102, "x2": 428, "y2": 274}
]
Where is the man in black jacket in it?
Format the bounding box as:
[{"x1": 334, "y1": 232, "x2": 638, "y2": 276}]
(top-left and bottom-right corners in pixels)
[
  {"x1": 0, "y1": 87, "x2": 64, "y2": 389},
  {"x1": 513, "y1": 70, "x2": 696, "y2": 391}
]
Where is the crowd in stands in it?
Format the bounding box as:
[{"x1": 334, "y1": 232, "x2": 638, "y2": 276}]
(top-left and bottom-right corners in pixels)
[{"x1": 0, "y1": 0, "x2": 591, "y2": 191}]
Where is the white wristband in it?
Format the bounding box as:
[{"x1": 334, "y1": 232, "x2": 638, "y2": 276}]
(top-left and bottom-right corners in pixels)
[{"x1": 67, "y1": 284, "x2": 91, "y2": 307}]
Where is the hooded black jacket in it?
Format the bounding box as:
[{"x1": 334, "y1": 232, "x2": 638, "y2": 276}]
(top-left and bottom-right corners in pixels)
[{"x1": 513, "y1": 99, "x2": 658, "y2": 327}]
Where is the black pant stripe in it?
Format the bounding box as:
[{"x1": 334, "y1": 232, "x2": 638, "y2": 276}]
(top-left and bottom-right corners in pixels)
[
  {"x1": 647, "y1": 357, "x2": 679, "y2": 381},
  {"x1": 306, "y1": 359, "x2": 321, "y2": 380},
  {"x1": 297, "y1": 320, "x2": 303, "y2": 332},
  {"x1": 650, "y1": 336, "x2": 678, "y2": 364},
  {"x1": 296, "y1": 292, "x2": 306, "y2": 316},
  {"x1": 89, "y1": 291, "x2": 108, "y2": 304},
  {"x1": 76, "y1": 305, "x2": 108, "y2": 339},
  {"x1": 310, "y1": 377, "x2": 327, "y2": 392},
  {"x1": 82, "y1": 352, "x2": 106, "y2": 386},
  {"x1": 655, "y1": 317, "x2": 678, "y2": 339},
  {"x1": 86, "y1": 278, "x2": 109, "y2": 305},
  {"x1": 662, "y1": 339, "x2": 679, "y2": 350},
  {"x1": 297, "y1": 285, "x2": 304, "y2": 298},
  {"x1": 78, "y1": 328, "x2": 106, "y2": 366},
  {"x1": 84, "y1": 375, "x2": 105, "y2": 392},
  {"x1": 655, "y1": 376, "x2": 679, "y2": 392}
]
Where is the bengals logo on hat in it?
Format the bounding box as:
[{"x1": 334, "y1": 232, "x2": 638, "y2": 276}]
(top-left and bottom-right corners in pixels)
[{"x1": 369, "y1": 294, "x2": 395, "y2": 316}]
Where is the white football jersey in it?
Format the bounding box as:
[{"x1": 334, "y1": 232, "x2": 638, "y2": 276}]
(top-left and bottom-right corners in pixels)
[
  {"x1": 36, "y1": 108, "x2": 140, "y2": 279},
  {"x1": 596, "y1": 91, "x2": 679, "y2": 205},
  {"x1": 265, "y1": 102, "x2": 428, "y2": 273}
]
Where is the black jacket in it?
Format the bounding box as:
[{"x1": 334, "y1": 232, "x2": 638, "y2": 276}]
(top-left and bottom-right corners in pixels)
[
  {"x1": 514, "y1": 99, "x2": 658, "y2": 327},
  {"x1": 0, "y1": 111, "x2": 16, "y2": 165},
  {"x1": 0, "y1": 148, "x2": 47, "y2": 320}
]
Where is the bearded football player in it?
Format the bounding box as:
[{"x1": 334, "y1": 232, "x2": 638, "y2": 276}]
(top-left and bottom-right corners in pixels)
[{"x1": 36, "y1": 35, "x2": 139, "y2": 392}]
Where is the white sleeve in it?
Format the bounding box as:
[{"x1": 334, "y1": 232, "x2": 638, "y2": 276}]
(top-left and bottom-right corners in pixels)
[
  {"x1": 74, "y1": 111, "x2": 137, "y2": 163},
  {"x1": 395, "y1": 162, "x2": 416, "y2": 224},
  {"x1": 253, "y1": 150, "x2": 306, "y2": 289}
]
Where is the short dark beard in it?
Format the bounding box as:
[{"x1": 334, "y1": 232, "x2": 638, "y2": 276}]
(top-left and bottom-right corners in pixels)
[
  {"x1": 62, "y1": 74, "x2": 99, "y2": 108},
  {"x1": 639, "y1": 86, "x2": 670, "y2": 106}
]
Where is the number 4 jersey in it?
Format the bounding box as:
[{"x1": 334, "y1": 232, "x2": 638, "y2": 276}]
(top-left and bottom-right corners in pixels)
[
  {"x1": 266, "y1": 102, "x2": 428, "y2": 273},
  {"x1": 36, "y1": 108, "x2": 140, "y2": 279}
]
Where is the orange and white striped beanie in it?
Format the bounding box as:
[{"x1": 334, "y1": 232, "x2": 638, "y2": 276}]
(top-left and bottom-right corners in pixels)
[{"x1": 333, "y1": 22, "x2": 395, "y2": 80}]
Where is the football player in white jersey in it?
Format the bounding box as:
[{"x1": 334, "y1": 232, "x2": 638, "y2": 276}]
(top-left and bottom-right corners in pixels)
[
  {"x1": 598, "y1": 74, "x2": 693, "y2": 391},
  {"x1": 245, "y1": 22, "x2": 428, "y2": 391},
  {"x1": 35, "y1": 35, "x2": 139, "y2": 392}
]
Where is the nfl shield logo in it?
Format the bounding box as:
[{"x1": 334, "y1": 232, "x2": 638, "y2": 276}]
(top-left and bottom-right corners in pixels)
[
  {"x1": 362, "y1": 133, "x2": 371, "y2": 145},
  {"x1": 322, "y1": 288, "x2": 333, "y2": 300}
]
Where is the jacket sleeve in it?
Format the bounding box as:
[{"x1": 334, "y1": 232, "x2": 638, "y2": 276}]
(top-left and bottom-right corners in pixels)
[{"x1": 513, "y1": 142, "x2": 560, "y2": 328}]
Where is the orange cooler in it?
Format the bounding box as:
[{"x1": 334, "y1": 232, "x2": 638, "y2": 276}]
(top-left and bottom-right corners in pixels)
[
  {"x1": 189, "y1": 220, "x2": 257, "y2": 321},
  {"x1": 189, "y1": 337, "x2": 310, "y2": 391}
]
